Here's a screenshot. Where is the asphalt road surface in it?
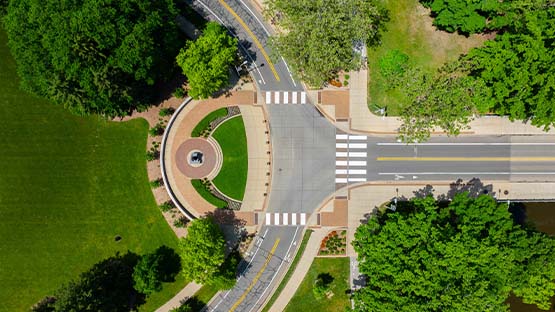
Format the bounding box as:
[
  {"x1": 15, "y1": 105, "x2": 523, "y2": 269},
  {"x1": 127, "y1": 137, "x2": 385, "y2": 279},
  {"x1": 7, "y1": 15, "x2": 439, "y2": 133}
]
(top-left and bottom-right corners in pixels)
[{"x1": 183, "y1": 1, "x2": 555, "y2": 311}]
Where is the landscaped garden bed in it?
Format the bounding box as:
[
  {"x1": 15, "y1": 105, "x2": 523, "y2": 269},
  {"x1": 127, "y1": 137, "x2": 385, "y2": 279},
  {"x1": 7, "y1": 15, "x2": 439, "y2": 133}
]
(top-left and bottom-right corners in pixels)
[
  {"x1": 190, "y1": 107, "x2": 228, "y2": 137},
  {"x1": 318, "y1": 230, "x2": 347, "y2": 256}
]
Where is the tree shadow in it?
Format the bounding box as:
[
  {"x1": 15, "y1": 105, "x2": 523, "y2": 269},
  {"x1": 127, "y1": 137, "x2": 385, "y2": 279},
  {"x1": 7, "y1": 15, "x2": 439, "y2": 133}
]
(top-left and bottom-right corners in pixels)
[
  {"x1": 205, "y1": 209, "x2": 247, "y2": 253},
  {"x1": 317, "y1": 273, "x2": 334, "y2": 286},
  {"x1": 154, "y1": 245, "x2": 182, "y2": 283}
]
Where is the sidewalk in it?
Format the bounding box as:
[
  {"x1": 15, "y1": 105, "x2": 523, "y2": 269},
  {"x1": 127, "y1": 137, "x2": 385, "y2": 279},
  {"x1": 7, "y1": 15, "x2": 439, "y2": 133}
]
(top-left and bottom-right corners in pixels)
[
  {"x1": 267, "y1": 228, "x2": 329, "y2": 312},
  {"x1": 348, "y1": 69, "x2": 555, "y2": 136},
  {"x1": 155, "y1": 282, "x2": 202, "y2": 312}
]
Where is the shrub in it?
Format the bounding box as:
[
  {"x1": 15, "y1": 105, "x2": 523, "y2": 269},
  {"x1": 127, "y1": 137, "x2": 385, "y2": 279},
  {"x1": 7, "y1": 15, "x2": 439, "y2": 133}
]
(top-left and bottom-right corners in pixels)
[
  {"x1": 159, "y1": 201, "x2": 174, "y2": 212},
  {"x1": 149, "y1": 122, "x2": 166, "y2": 137},
  {"x1": 159, "y1": 107, "x2": 175, "y2": 117},
  {"x1": 133, "y1": 254, "x2": 162, "y2": 295},
  {"x1": 313, "y1": 273, "x2": 333, "y2": 300},
  {"x1": 150, "y1": 178, "x2": 163, "y2": 188},
  {"x1": 173, "y1": 87, "x2": 186, "y2": 99},
  {"x1": 173, "y1": 216, "x2": 189, "y2": 228},
  {"x1": 170, "y1": 303, "x2": 192, "y2": 312},
  {"x1": 146, "y1": 145, "x2": 160, "y2": 161}
]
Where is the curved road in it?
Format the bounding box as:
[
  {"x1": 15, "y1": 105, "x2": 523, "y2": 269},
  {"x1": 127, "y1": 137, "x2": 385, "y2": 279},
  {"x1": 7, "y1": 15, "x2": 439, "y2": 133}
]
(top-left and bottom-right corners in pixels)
[{"x1": 179, "y1": 1, "x2": 555, "y2": 311}]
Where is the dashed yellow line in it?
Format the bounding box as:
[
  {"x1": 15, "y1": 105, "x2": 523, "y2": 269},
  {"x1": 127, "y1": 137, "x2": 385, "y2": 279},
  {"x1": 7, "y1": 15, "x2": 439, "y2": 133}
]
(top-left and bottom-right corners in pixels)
[
  {"x1": 218, "y1": 0, "x2": 280, "y2": 81},
  {"x1": 376, "y1": 157, "x2": 555, "y2": 162},
  {"x1": 230, "y1": 238, "x2": 280, "y2": 312}
]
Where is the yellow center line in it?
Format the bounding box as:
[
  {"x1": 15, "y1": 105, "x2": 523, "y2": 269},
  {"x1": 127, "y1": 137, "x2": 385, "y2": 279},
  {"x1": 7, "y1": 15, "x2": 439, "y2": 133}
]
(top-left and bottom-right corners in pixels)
[
  {"x1": 218, "y1": 0, "x2": 280, "y2": 82},
  {"x1": 377, "y1": 157, "x2": 555, "y2": 162},
  {"x1": 230, "y1": 238, "x2": 280, "y2": 312}
]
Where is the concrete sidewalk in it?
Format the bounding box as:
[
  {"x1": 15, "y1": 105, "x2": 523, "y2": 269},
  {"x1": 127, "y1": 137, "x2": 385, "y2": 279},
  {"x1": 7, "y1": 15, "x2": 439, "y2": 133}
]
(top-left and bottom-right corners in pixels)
[
  {"x1": 348, "y1": 69, "x2": 555, "y2": 136},
  {"x1": 155, "y1": 282, "x2": 202, "y2": 312}
]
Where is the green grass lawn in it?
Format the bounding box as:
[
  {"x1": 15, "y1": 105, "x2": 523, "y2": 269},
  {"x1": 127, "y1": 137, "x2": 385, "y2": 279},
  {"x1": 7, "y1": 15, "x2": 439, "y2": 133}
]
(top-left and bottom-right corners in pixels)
[
  {"x1": 285, "y1": 257, "x2": 350, "y2": 312},
  {"x1": 0, "y1": 26, "x2": 186, "y2": 311},
  {"x1": 211, "y1": 116, "x2": 248, "y2": 201},
  {"x1": 191, "y1": 108, "x2": 228, "y2": 137},
  {"x1": 367, "y1": 0, "x2": 487, "y2": 115},
  {"x1": 191, "y1": 179, "x2": 228, "y2": 208}
]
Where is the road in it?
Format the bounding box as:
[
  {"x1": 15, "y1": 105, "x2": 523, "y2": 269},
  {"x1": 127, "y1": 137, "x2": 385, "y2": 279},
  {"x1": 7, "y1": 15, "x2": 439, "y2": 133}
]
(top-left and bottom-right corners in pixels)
[{"x1": 182, "y1": 1, "x2": 555, "y2": 311}]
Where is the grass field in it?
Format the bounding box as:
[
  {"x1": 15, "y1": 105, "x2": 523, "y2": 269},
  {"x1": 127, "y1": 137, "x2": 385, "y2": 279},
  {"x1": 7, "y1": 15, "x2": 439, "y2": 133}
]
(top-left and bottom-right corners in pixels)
[
  {"x1": 212, "y1": 116, "x2": 248, "y2": 201},
  {"x1": 191, "y1": 108, "x2": 228, "y2": 137},
  {"x1": 0, "y1": 27, "x2": 186, "y2": 311},
  {"x1": 285, "y1": 257, "x2": 350, "y2": 312},
  {"x1": 367, "y1": 0, "x2": 487, "y2": 115}
]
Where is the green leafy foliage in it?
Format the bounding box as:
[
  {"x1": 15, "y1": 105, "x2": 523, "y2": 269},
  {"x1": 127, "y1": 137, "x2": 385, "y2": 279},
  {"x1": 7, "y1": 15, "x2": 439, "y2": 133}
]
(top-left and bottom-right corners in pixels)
[
  {"x1": 398, "y1": 65, "x2": 488, "y2": 142},
  {"x1": 208, "y1": 250, "x2": 241, "y2": 290},
  {"x1": 312, "y1": 273, "x2": 333, "y2": 300},
  {"x1": 461, "y1": 5, "x2": 555, "y2": 130},
  {"x1": 378, "y1": 49, "x2": 409, "y2": 89},
  {"x1": 3, "y1": 0, "x2": 180, "y2": 117},
  {"x1": 353, "y1": 194, "x2": 555, "y2": 311},
  {"x1": 52, "y1": 252, "x2": 143, "y2": 311},
  {"x1": 159, "y1": 107, "x2": 176, "y2": 117},
  {"x1": 133, "y1": 254, "x2": 163, "y2": 295},
  {"x1": 179, "y1": 216, "x2": 226, "y2": 284},
  {"x1": 420, "y1": 0, "x2": 508, "y2": 34},
  {"x1": 176, "y1": 22, "x2": 237, "y2": 99},
  {"x1": 266, "y1": 0, "x2": 387, "y2": 87},
  {"x1": 133, "y1": 246, "x2": 182, "y2": 295}
]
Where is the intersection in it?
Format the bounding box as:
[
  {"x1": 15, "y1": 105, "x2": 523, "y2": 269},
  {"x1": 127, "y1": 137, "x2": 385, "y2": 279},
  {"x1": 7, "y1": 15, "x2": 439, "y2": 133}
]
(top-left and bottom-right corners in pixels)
[{"x1": 172, "y1": 1, "x2": 555, "y2": 311}]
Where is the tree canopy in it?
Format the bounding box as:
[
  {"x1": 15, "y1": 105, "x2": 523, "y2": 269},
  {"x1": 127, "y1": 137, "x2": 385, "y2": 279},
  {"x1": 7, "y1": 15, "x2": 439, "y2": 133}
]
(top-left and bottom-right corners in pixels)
[
  {"x1": 419, "y1": 0, "x2": 509, "y2": 34},
  {"x1": 4, "y1": 0, "x2": 180, "y2": 117},
  {"x1": 176, "y1": 22, "x2": 237, "y2": 99},
  {"x1": 460, "y1": 4, "x2": 555, "y2": 130},
  {"x1": 179, "y1": 216, "x2": 226, "y2": 284},
  {"x1": 353, "y1": 194, "x2": 555, "y2": 311},
  {"x1": 266, "y1": 0, "x2": 387, "y2": 87}
]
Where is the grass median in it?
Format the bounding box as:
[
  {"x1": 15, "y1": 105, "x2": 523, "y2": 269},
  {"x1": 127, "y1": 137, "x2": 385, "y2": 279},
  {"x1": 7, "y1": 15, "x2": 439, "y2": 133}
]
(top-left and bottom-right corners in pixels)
[{"x1": 0, "y1": 26, "x2": 185, "y2": 311}]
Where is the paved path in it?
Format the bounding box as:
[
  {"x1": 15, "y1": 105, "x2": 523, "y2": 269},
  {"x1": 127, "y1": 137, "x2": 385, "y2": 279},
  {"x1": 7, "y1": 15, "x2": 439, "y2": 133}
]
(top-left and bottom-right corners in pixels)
[{"x1": 155, "y1": 282, "x2": 202, "y2": 312}]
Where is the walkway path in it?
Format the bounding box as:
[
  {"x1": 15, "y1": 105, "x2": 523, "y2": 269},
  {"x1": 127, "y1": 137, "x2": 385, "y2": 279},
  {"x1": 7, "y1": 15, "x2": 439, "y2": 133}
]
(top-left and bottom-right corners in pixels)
[
  {"x1": 319, "y1": 69, "x2": 555, "y2": 136},
  {"x1": 155, "y1": 282, "x2": 202, "y2": 312},
  {"x1": 164, "y1": 91, "x2": 270, "y2": 222}
]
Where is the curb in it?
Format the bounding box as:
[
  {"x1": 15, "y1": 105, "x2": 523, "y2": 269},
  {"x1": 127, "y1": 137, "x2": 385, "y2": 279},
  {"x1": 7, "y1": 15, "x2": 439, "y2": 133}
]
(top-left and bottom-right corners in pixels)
[{"x1": 160, "y1": 96, "x2": 196, "y2": 221}]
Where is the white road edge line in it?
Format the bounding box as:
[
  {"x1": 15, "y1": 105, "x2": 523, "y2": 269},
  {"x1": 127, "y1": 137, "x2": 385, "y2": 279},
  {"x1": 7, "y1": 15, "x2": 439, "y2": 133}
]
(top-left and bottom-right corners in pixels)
[
  {"x1": 248, "y1": 226, "x2": 300, "y2": 312},
  {"x1": 237, "y1": 0, "x2": 271, "y2": 36}
]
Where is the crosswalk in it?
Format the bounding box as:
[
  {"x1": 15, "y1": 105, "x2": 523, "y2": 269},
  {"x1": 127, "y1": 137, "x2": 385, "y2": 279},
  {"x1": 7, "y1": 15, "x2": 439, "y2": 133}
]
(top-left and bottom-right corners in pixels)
[
  {"x1": 336, "y1": 133, "x2": 368, "y2": 186},
  {"x1": 260, "y1": 212, "x2": 307, "y2": 226},
  {"x1": 265, "y1": 91, "x2": 307, "y2": 105}
]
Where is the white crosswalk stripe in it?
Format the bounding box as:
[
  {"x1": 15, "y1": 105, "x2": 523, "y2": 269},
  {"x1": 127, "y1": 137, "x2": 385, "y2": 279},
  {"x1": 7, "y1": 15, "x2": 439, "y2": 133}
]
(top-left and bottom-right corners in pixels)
[
  {"x1": 259, "y1": 212, "x2": 309, "y2": 226},
  {"x1": 264, "y1": 91, "x2": 307, "y2": 105},
  {"x1": 335, "y1": 133, "x2": 369, "y2": 186}
]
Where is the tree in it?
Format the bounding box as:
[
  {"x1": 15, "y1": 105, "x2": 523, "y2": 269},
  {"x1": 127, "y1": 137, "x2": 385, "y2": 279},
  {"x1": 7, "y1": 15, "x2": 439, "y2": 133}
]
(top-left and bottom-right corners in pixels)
[
  {"x1": 133, "y1": 253, "x2": 163, "y2": 295},
  {"x1": 397, "y1": 65, "x2": 488, "y2": 143},
  {"x1": 460, "y1": 5, "x2": 555, "y2": 130},
  {"x1": 419, "y1": 0, "x2": 508, "y2": 34},
  {"x1": 52, "y1": 252, "x2": 143, "y2": 311},
  {"x1": 313, "y1": 273, "x2": 333, "y2": 300},
  {"x1": 4, "y1": 0, "x2": 180, "y2": 117},
  {"x1": 176, "y1": 22, "x2": 237, "y2": 99},
  {"x1": 266, "y1": 0, "x2": 387, "y2": 87},
  {"x1": 179, "y1": 216, "x2": 226, "y2": 284},
  {"x1": 352, "y1": 194, "x2": 555, "y2": 311}
]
